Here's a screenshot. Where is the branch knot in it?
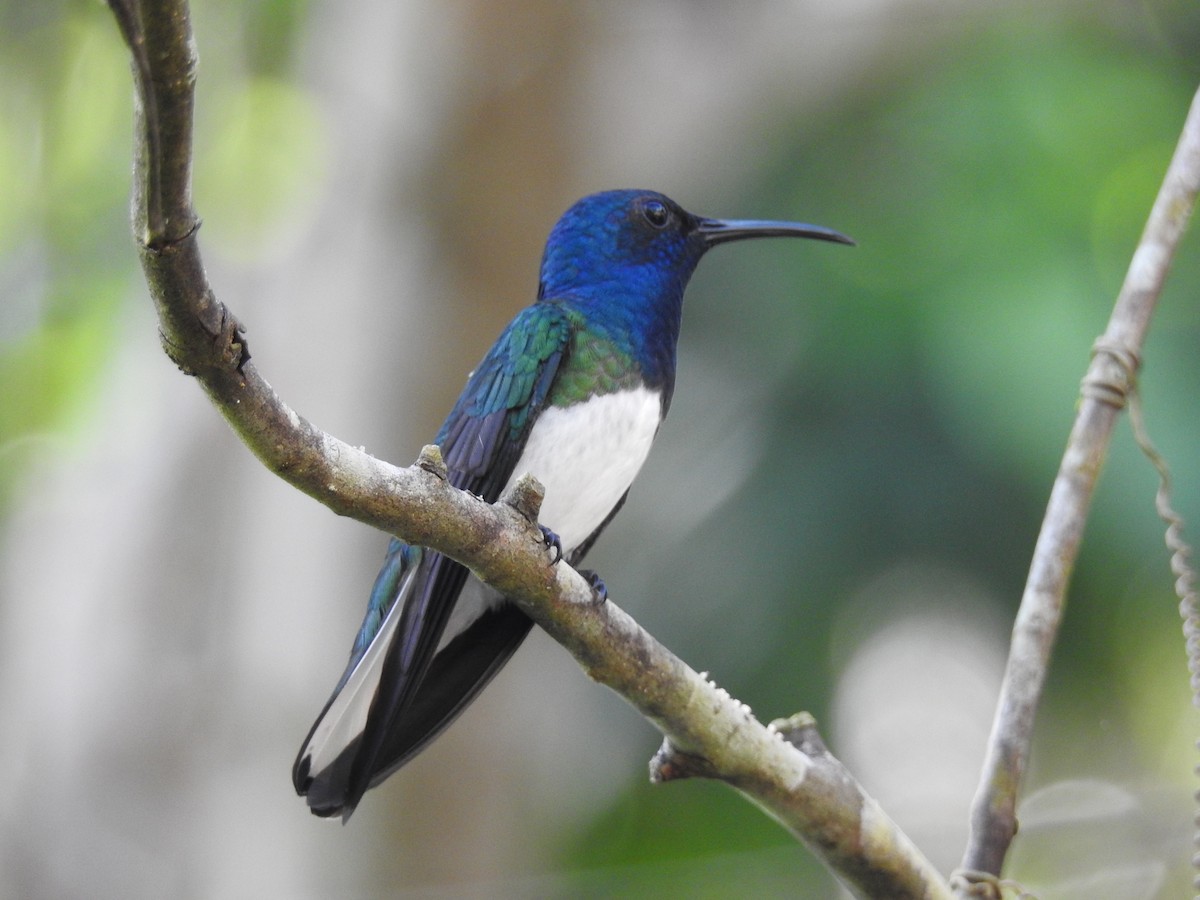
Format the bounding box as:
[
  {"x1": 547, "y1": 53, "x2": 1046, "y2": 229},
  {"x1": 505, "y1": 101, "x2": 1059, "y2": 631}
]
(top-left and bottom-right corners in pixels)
[
  {"x1": 768, "y1": 712, "x2": 827, "y2": 756},
  {"x1": 948, "y1": 869, "x2": 1004, "y2": 899},
  {"x1": 416, "y1": 445, "x2": 448, "y2": 481},
  {"x1": 501, "y1": 473, "x2": 545, "y2": 525},
  {"x1": 1080, "y1": 338, "x2": 1141, "y2": 409},
  {"x1": 649, "y1": 738, "x2": 718, "y2": 782}
]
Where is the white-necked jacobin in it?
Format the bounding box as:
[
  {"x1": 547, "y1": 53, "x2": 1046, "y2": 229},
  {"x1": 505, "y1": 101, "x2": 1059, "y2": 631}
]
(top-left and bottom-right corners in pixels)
[{"x1": 293, "y1": 189, "x2": 852, "y2": 820}]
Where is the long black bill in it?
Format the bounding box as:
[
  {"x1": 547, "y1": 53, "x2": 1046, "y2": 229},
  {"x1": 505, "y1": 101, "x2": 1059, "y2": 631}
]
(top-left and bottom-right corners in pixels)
[{"x1": 697, "y1": 217, "x2": 855, "y2": 247}]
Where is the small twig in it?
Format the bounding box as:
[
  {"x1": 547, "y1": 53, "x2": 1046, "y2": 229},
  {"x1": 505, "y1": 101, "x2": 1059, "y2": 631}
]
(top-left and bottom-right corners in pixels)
[{"x1": 957, "y1": 83, "x2": 1200, "y2": 886}]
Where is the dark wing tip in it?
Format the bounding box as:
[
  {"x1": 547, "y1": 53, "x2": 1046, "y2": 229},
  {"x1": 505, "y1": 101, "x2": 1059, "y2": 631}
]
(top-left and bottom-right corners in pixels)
[{"x1": 293, "y1": 741, "x2": 364, "y2": 821}]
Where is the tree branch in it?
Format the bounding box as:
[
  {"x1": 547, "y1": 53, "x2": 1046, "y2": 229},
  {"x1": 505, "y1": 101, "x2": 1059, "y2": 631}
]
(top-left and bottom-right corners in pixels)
[
  {"x1": 955, "y1": 84, "x2": 1200, "y2": 894},
  {"x1": 106, "y1": 1, "x2": 952, "y2": 895}
]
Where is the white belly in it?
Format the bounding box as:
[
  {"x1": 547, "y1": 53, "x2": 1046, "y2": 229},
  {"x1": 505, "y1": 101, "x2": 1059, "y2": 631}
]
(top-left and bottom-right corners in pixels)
[{"x1": 502, "y1": 386, "x2": 662, "y2": 553}]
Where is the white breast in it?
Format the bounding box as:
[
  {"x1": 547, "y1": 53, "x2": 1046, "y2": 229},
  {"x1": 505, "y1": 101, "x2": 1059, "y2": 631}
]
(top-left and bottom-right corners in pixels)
[{"x1": 503, "y1": 386, "x2": 662, "y2": 554}]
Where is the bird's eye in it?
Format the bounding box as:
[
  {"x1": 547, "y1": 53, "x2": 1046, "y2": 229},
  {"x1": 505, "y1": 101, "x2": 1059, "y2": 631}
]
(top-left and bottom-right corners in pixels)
[{"x1": 641, "y1": 199, "x2": 670, "y2": 229}]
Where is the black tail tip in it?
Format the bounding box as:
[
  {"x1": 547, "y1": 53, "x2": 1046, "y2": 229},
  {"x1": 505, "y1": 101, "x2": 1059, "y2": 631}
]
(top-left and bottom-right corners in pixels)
[{"x1": 294, "y1": 755, "x2": 355, "y2": 821}]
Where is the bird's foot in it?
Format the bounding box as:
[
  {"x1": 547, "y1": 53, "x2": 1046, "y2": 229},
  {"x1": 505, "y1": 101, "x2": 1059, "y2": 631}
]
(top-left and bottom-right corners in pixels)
[
  {"x1": 577, "y1": 569, "x2": 608, "y2": 605},
  {"x1": 539, "y1": 526, "x2": 563, "y2": 564}
]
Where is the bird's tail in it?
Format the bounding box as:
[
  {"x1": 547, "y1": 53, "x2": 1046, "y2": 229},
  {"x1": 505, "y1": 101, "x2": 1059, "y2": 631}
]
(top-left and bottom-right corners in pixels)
[{"x1": 293, "y1": 544, "x2": 533, "y2": 820}]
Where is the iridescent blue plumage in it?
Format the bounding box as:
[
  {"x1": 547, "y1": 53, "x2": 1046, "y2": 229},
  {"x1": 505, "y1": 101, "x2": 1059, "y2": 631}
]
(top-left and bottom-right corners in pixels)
[{"x1": 293, "y1": 190, "x2": 852, "y2": 820}]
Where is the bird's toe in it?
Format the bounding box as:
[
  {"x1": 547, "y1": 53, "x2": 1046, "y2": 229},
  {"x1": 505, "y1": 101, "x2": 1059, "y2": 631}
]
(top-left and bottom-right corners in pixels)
[
  {"x1": 539, "y1": 525, "x2": 564, "y2": 564},
  {"x1": 578, "y1": 569, "x2": 608, "y2": 605}
]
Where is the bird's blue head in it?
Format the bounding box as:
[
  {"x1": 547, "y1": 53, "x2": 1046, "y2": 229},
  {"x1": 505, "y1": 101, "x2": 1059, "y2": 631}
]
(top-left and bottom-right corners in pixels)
[
  {"x1": 537, "y1": 189, "x2": 852, "y2": 390},
  {"x1": 538, "y1": 189, "x2": 851, "y2": 300},
  {"x1": 538, "y1": 190, "x2": 707, "y2": 308}
]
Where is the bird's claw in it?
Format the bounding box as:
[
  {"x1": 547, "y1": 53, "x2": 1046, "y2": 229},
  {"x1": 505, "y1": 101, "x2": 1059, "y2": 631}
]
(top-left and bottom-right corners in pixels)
[
  {"x1": 578, "y1": 569, "x2": 608, "y2": 605},
  {"x1": 539, "y1": 526, "x2": 563, "y2": 564}
]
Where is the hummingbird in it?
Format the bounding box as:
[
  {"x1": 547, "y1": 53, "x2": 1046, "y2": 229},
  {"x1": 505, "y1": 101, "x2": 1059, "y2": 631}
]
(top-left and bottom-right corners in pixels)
[{"x1": 293, "y1": 189, "x2": 852, "y2": 820}]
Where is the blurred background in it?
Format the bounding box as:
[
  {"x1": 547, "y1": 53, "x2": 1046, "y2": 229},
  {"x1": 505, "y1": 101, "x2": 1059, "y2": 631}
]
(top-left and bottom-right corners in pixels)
[{"x1": 1, "y1": 1, "x2": 1198, "y2": 897}]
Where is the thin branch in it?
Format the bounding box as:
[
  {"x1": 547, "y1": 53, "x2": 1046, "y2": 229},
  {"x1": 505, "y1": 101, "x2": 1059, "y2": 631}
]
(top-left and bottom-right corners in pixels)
[
  {"x1": 955, "y1": 84, "x2": 1200, "y2": 893},
  {"x1": 106, "y1": 1, "x2": 950, "y2": 896}
]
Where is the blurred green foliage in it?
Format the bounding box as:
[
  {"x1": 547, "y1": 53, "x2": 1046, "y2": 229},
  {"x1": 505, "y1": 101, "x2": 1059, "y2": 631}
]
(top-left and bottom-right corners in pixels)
[
  {"x1": 3, "y1": 1, "x2": 1199, "y2": 896},
  {"x1": 0, "y1": 1, "x2": 323, "y2": 505},
  {"x1": 195, "y1": 76, "x2": 325, "y2": 256},
  {"x1": 563, "y1": 11, "x2": 1200, "y2": 896},
  {"x1": 0, "y1": 12, "x2": 132, "y2": 499}
]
